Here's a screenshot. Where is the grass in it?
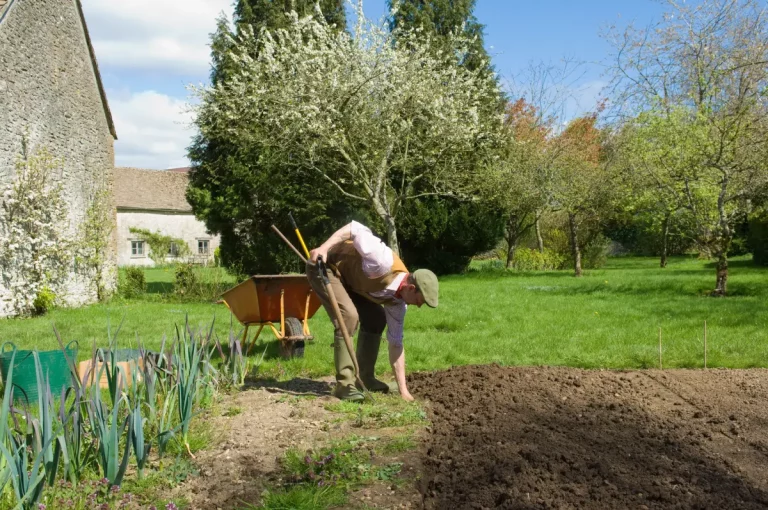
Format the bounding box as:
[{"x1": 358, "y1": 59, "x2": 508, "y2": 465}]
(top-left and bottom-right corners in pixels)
[
  {"x1": 1, "y1": 256, "x2": 767, "y2": 373},
  {"x1": 324, "y1": 394, "x2": 428, "y2": 429},
  {"x1": 250, "y1": 485, "x2": 346, "y2": 510},
  {"x1": 250, "y1": 432, "x2": 415, "y2": 510}
]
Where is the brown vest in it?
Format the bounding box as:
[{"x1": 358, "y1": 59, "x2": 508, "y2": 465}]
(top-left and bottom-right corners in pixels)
[{"x1": 327, "y1": 241, "x2": 408, "y2": 305}]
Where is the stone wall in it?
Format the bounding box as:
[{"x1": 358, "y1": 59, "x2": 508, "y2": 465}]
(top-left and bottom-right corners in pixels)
[
  {"x1": 116, "y1": 210, "x2": 221, "y2": 267},
  {"x1": 0, "y1": 0, "x2": 117, "y2": 317}
]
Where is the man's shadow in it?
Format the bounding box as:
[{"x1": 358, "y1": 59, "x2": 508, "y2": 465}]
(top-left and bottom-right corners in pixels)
[{"x1": 244, "y1": 376, "x2": 332, "y2": 396}]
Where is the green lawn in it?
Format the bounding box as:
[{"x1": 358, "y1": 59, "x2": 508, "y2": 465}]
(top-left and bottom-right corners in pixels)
[{"x1": 1, "y1": 257, "x2": 766, "y2": 375}]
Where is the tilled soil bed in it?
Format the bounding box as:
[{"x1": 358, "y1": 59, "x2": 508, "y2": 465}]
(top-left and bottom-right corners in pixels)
[{"x1": 409, "y1": 365, "x2": 768, "y2": 510}]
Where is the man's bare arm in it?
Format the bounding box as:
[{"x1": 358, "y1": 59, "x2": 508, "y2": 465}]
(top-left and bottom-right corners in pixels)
[
  {"x1": 388, "y1": 343, "x2": 414, "y2": 401},
  {"x1": 309, "y1": 223, "x2": 352, "y2": 263}
]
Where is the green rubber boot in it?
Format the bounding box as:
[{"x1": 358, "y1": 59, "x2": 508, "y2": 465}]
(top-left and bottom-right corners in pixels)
[
  {"x1": 356, "y1": 331, "x2": 391, "y2": 393},
  {"x1": 333, "y1": 336, "x2": 364, "y2": 402}
]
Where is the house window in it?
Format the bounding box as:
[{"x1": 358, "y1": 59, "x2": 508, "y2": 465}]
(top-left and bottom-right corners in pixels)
[
  {"x1": 168, "y1": 242, "x2": 179, "y2": 257},
  {"x1": 198, "y1": 240, "x2": 209, "y2": 255},
  {"x1": 131, "y1": 240, "x2": 145, "y2": 256}
]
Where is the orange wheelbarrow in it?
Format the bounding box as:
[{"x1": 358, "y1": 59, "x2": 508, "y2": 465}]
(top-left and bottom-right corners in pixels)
[{"x1": 221, "y1": 275, "x2": 322, "y2": 359}]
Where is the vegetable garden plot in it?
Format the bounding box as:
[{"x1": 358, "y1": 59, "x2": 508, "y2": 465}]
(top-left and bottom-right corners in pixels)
[{"x1": 410, "y1": 366, "x2": 768, "y2": 510}]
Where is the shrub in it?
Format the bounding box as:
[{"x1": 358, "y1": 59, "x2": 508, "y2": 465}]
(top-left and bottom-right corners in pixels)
[
  {"x1": 582, "y1": 233, "x2": 611, "y2": 269},
  {"x1": 399, "y1": 196, "x2": 504, "y2": 275},
  {"x1": 213, "y1": 246, "x2": 221, "y2": 267},
  {"x1": 511, "y1": 248, "x2": 566, "y2": 271},
  {"x1": 174, "y1": 263, "x2": 199, "y2": 296},
  {"x1": 120, "y1": 267, "x2": 146, "y2": 298},
  {"x1": 32, "y1": 286, "x2": 56, "y2": 315}
]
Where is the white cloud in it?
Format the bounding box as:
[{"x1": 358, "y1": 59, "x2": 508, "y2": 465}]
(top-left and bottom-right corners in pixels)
[
  {"x1": 81, "y1": 0, "x2": 233, "y2": 75},
  {"x1": 110, "y1": 90, "x2": 195, "y2": 169}
]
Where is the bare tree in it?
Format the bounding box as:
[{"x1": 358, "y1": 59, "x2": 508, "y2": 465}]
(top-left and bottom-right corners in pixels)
[
  {"x1": 607, "y1": 0, "x2": 768, "y2": 295},
  {"x1": 494, "y1": 60, "x2": 585, "y2": 262}
]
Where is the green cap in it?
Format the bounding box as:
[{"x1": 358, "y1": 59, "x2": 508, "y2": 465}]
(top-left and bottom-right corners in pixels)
[{"x1": 413, "y1": 269, "x2": 439, "y2": 308}]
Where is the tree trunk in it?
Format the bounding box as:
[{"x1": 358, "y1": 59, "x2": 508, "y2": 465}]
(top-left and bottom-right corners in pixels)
[
  {"x1": 568, "y1": 212, "x2": 582, "y2": 277},
  {"x1": 505, "y1": 215, "x2": 519, "y2": 269},
  {"x1": 660, "y1": 212, "x2": 670, "y2": 268},
  {"x1": 535, "y1": 211, "x2": 544, "y2": 253},
  {"x1": 711, "y1": 178, "x2": 731, "y2": 296},
  {"x1": 371, "y1": 196, "x2": 399, "y2": 256},
  {"x1": 384, "y1": 214, "x2": 399, "y2": 256},
  {"x1": 712, "y1": 252, "x2": 728, "y2": 296}
]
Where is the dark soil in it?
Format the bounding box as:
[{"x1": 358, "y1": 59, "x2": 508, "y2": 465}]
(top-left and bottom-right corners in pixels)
[{"x1": 409, "y1": 365, "x2": 768, "y2": 510}]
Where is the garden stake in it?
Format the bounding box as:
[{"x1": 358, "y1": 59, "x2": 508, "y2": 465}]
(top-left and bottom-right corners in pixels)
[
  {"x1": 704, "y1": 321, "x2": 707, "y2": 369},
  {"x1": 658, "y1": 327, "x2": 663, "y2": 370}
]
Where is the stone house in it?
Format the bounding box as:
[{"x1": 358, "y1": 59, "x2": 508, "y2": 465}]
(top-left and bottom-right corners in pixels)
[
  {"x1": 113, "y1": 167, "x2": 220, "y2": 267},
  {"x1": 0, "y1": 0, "x2": 117, "y2": 317}
]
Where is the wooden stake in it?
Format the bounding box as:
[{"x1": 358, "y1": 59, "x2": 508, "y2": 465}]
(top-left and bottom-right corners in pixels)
[
  {"x1": 704, "y1": 320, "x2": 707, "y2": 369},
  {"x1": 658, "y1": 327, "x2": 663, "y2": 370}
]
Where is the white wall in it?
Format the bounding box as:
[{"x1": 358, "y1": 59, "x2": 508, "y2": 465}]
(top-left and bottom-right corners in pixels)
[{"x1": 116, "y1": 210, "x2": 220, "y2": 267}]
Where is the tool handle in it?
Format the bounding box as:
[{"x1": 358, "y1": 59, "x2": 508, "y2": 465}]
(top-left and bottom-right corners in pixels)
[
  {"x1": 271, "y1": 224, "x2": 307, "y2": 264},
  {"x1": 317, "y1": 256, "x2": 367, "y2": 394},
  {"x1": 289, "y1": 212, "x2": 311, "y2": 259},
  {"x1": 317, "y1": 256, "x2": 331, "y2": 285}
]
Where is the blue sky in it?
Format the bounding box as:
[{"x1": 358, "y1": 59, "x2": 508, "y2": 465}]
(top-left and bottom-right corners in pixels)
[{"x1": 81, "y1": 0, "x2": 668, "y2": 169}]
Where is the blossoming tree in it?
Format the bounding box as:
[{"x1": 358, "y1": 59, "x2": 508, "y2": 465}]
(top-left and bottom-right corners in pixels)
[{"x1": 192, "y1": 5, "x2": 503, "y2": 253}]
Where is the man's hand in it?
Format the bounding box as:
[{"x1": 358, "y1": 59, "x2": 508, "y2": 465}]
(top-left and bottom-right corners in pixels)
[{"x1": 309, "y1": 247, "x2": 328, "y2": 264}]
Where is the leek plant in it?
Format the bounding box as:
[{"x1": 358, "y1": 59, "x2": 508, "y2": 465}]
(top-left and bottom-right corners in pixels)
[
  {"x1": 88, "y1": 367, "x2": 132, "y2": 487},
  {"x1": 0, "y1": 432, "x2": 51, "y2": 510},
  {"x1": 54, "y1": 326, "x2": 91, "y2": 484},
  {"x1": 58, "y1": 385, "x2": 91, "y2": 485},
  {"x1": 31, "y1": 352, "x2": 69, "y2": 486},
  {"x1": 130, "y1": 401, "x2": 151, "y2": 479},
  {"x1": 174, "y1": 319, "x2": 207, "y2": 457},
  {"x1": 156, "y1": 381, "x2": 178, "y2": 457},
  {"x1": 0, "y1": 351, "x2": 51, "y2": 509},
  {"x1": 0, "y1": 351, "x2": 16, "y2": 494},
  {"x1": 227, "y1": 328, "x2": 252, "y2": 388},
  {"x1": 138, "y1": 339, "x2": 159, "y2": 418}
]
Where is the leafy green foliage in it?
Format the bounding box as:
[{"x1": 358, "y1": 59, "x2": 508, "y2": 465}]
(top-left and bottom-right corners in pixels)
[
  {"x1": 120, "y1": 267, "x2": 146, "y2": 299},
  {"x1": 387, "y1": 0, "x2": 504, "y2": 265},
  {"x1": 32, "y1": 286, "x2": 56, "y2": 316},
  {"x1": 77, "y1": 189, "x2": 116, "y2": 301},
  {"x1": 399, "y1": 196, "x2": 504, "y2": 274},
  {"x1": 749, "y1": 210, "x2": 768, "y2": 266},
  {"x1": 129, "y1": 227, "x2": 190, "y2": 264},
  {"x1": 174, "y1": 263, "x2": 198, "y2": 297},
  {"x1": 509, "y1": 248, "x2": 566, "y2": 271}
]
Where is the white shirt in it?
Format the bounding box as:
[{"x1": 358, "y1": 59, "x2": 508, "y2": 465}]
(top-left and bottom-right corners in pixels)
[{"x1": 349, "y1": 221, "x2": 407, "y2": 347}]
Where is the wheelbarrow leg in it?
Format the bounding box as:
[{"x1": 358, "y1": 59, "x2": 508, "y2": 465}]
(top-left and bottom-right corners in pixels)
[
  {"x1": 245, "y1": 324, "x2": 264, "y2": 356},
  {"x1": 303, "y1": 290, "x2": 312, "y2": 338}
]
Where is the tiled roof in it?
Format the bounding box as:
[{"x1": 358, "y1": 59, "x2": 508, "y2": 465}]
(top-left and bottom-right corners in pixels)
[{"x1": 113, "y1": 167, "x2": 192, "y2": 212}]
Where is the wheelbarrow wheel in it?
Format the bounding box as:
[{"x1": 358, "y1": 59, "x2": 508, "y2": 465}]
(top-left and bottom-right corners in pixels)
[{"x1": 280, "y1": 317, "x2": 305, "y2": 359}]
